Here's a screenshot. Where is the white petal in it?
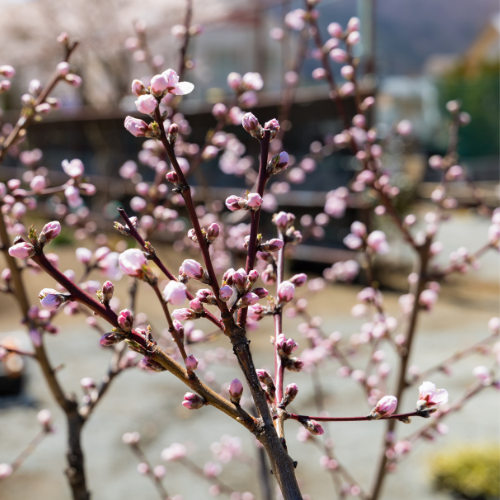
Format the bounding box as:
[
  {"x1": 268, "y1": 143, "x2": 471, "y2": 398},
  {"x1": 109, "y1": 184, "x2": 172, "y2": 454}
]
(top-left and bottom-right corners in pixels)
[
  {"x1": 172, "y1": 82, "x2": 195, "y2": 95},
  {"x1": 433, "y1": 388, "x2": 449, "y2": 405}
]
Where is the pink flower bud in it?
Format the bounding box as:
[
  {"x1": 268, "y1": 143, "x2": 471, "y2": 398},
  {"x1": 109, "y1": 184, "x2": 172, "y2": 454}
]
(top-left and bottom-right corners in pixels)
[
  {"x1": 252, "y1": 287, "x2": 268, "y2": 299},
  {"x1": 327, "y1": 21, "x2": 343, "y2": 37},
  {"x1": 41, "y1": 221, "x2": 61, "y2": 243},
  {"x1": 189, "y1": 298, "x2": 204, "y2": 312},
  {"x1": 261, "y1": 238, "x2": 283, "y2": 252},
  {"x1": 182, "y1": 259, "x2": 204, "y2": 280},
  {"x1": 185, "y1": 354, "x2": 198, "y2": 371},
  {"x1": 232, "y1": 268, "x2": 248, "y2": 289},
  {"x1": 1, "y1": 268, "x2": 11, "y2": 282},
  {"x1": 172, "y1": 308, "x2": 197, "y2": 321},
  {"x1": 102, "y1": 281, "x2": 114, "y2": 302},
  {"x1": 182, "y1": 392, "x2": 205, "y2": 410},
  {"x1": 341, "y1": 65, "x2": 354, "y2": 80},
  {"x1": 416, "y1": 381, "x2": 449, "y2": 411},
  {"x1": 290, "y1": 273, "x2": 307, "y2": 287},
  {"x1": 124, "y1": 116, "x2": 149, "y2": 137},
  {"x1": 248, "y1": 269, "x2": 259, "y2": 283},
  {"x1": 284, "y1": 383, "x2": 298, "y2": 404},
  {"x1": 118, "y1": 309, "x2": 134, "y2": 332},
  {"x1": 30, "y1": 175, "x2": 46, "y2": 193},
  {"x1": 163, "y1": 281, "x2": 187, "y2": 306},
  {"x1": 150, "y1": 74, "x2": 169, "y2": 94},
  {"x1": 229, "y1": 378, "x2": 243, "y2": 404},
  {"x1": 37, "y1": 409, "x2": 52, "y2": 427},
  {"x1": 0, "y1": 65, "x2": 15, "y2": 78},
  {"x1": 80, "y1": 377, "x2": 96, "y2": 389},
  {"x1": 367, "y1": 230, "x2": 390, "y2": 254},
  {"x1": 256, "y1": 369, "x2": 274, "y2": 386},
  {"x1": 8, "y1": 242, "x2": 35, "y2": 260},
  {"x1": 276, "y1": 333, "x2": 298, "y2": 356},
  {"x1": 370, "y1": 395, "x2": 398, "y2": 419},
  {"x1": 206, "y1": 223, "x2": 220, "y2": 241},
  {"x1": 219, "y1": 285, "x2": 233, "y2": 302},
  {"x1": 135, "y1": 94, "x2": 157, "y2": 114},
  {"x1": 238, "y1": 292, "x2": 260, "y2": 308},
  {"x1": 272, "y1": 211, "x2": 289, "y2": 230},
  {"x1": 488, "y1": 317, "x2": 500, "y2": 333},
  {"x1": 38, "y1": 288, "x2": 66, "y2": 311},
  {"x1": 225, "y1": 195, "x2": 244, "y2": 211},
  {"x1": 277, "y1": 280, "x2": 295, "y2": 303},
  {"x1": 212, "y1": 102, "x2": 227, "y2": 118},
  {"x1": 100, "y1": 332, "x2": 122, "y2": 346},
  {"x1": 330, "y1": 48, "x2": 347, "y2": 63},
  {"x1": 300, "y1": 418, "x2": 324, "y2": 436},
  {"x1": 166, "y1": 171, "x2": 179, "y2": 184},
  {"x1": 246, "y1": 193, "x2": 263, "y2": 209},
  {"x1": 312, "y1": 68, "x2": 327, "y2": 80},
  {"x1": 65, "y1": 74, "x2": 82, "y2": 87},
  {"x1": 118, "y1": 248, "x2": 147, "y2": 277},
  {"x1": 242, "y1": 112, "x2": 260, "y2": 133},
  {"x1": 347, "y1": 17, "x2": 360, "y2": 32},
  {"x1": 227, "y1": 72, "x2": 242, "y2": 90},
  {"x1": 0, "y1": 463, "x2": 13, "y2": 479}
]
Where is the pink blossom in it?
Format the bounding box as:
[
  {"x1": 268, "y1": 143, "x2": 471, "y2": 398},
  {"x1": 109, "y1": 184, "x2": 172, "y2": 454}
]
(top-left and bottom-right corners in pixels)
[
  {"x1": 347, "y1": 17, "x2": 360, "y2": 32},
  {"x1": 172, "y1": 308, "x2": 197, "y2": 321},
  {"x1": 41, "y1": 221, "x2": 61, "y2": 243},
  {"x1": 371, "y1": 395, "x2": 398, "y2": 418},
  {"x1": 161, "y1": 443, "x2": 187, "y2": 461},
  {"x1": 225, "y1": 195, "x2": 244, "y2": 211},
  {"x1": 37, "y1": 408, "x2": 52, "y2": 426},
  {"x1": 163, "y1": 281, "x2": 187, "y2": 306},
  {"x1": 0, "y1": 463, "x2": 13, "y2": 479},
  {"x1": 124, "y1": 116, "x2": 149, "y2": 137},
  {"x1": 312, "y1": 68, "x2": 327, "y2": 80},
  {"x1": 38, "y1": 288, "x2": 65, "y2": 311},
  {"x1": 341, "y1": 65, "x2": 354, "y2": 79},
  {"x1": 276, "y1": 333, "x2": 298, "y2": 356},
  {"x1": 285, "y1": 9, "x2": 306, "y2": 31},
  {"x1": 246, "y1": 193, "x2": 263, "y2": 209},
  {"x1": 238, "y1": 292, "x2": 259, "y2": 307},
  {"x1": 278, "y1": 280, "x2": 295, "y2": 303},
  {"x1": 344, "y1": 233, "x2": 363, "y2": 250},
  {"x1": 488, "y1": 317, "x2": 500, "y2": 333},
  {"x1": 330, "y1": 49, "x2": 347, "y2": 63},
  {"x1": 65, "y1": 74, "x2": 82, "y2": 87},
  {"x1": 160, "y1": 69, "x2": 194, "y2": 95},
  {"x1": 227, "y1": 72, "x2": 242, "y2": 90},
  {"x1": 130, "y1": 196, "x2": 147, "y2": 212},
  {"x1": 242, "y1": 72, "x2": 263, "y2": 91},
  {"x1": 327, "y1": 22, "x2": 343, "y2": 38},
  {"x1": 416, "y1": 381, "x2": 449, "y2": 411},
  {"x1": 346, "y1": 31, "x2": 361, "y2": 45},
  {"x1": 219, "y1": 285, "x2": 233, "y2": 302},
  {"x1": 182, "y1": 392, "x2": 205, "y2": 410},
  {"x1": 9, "y1": 242, "x2": 34, "y2": 259},
  {"x1": 117, "y1": 309, "x2": 133, "y2": 332},
  {"x1": 11, "y1": 202, "x2": 26, "y2": 219},
  {"x1": 472, "y1": 366, "x2": 491, "y2": 384},
  {"x1": 229, "y1": 378, "x2": 243, "y2": 403},
  {"x1": 0, "y1": 65, "x2": 15, "y2": 78},
  {"x1": 290, "y1": 273, "x2": 307, "y2": 287},
  {"x1": 30, "y1": 175, "x2": 46, "y2": 193},
  {"x1": 135, "y1": 94, "x2": 157, "y2": 114},
  {"x1": 242, "y1": 112, "x2": 260, "y2": 133},
  {"x1": 64, "y1": 185, "x2": 82, "y2": 207},
  {"x1": 419, "y1": 289, "x2": 438, "y2": 310},
  {"x1": 182, "y1": 259, "x2": 204, "y2": 280},
  {"x1": 367, "y1": 230, "x2": 390, "y2": 254},
  {"x1": 118, "y1": 248, "x2": 147, "y2": 277},
  {"x1": 119, "y1": 160, "x2": 137, "y2": 179},
  {"x1": 397, "y1": 120, "x2": 413, "y2": 136},
  {"x1": 185, "y1": 354, "x2": 198, "y2": 371}
]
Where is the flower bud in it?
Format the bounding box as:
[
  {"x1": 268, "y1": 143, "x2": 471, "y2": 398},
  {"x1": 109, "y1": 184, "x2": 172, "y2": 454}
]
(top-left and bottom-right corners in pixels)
[
  {"x1": 131, "y1": 79, "x2": 146, "y2": 96},
  {"x1": 369, "y1": 395, "x2": 398, "y2": 419},
  {"x1": 172, "y1": 308, "x2": 197, "y2": 321},
  {"x1": 206, "y1": 223, "x2": 220, "y2": 242},
  {"x1": 185, "y1": 354, "x2": 198, "y2": 371},
  {"x1": 219, "y1": 285, "x2": 233, "y2": 302},
  {"x1": 37, "y1": 409, "x2": 52, "y2": 428},
  {"x1": 290, "y1": 273, "x2": 307, "y2": 287},
  {"x1": 300, "y1": 418, "x2": 324, "y2": 436},
  {"x1": 228, "y1": 378, "x2": 243, "y2": 405},
  {"x1": 256, "y1": 369, "x2": 274, "y2": 387},
  {"x1": 117, "y1": 309, "x2": 134, "y2": 332},
  {"x1": 182, "y1": 392, "x2": 205, "y2": 410},
  {"x1": 264, "y1": 118, "x2": 280, "y2": 140},
  {"x1": 182, "y1": 259, "x2": 204, "y2": 280},
  {"x1": 40, "y1": 221, "x2": 61, "y2": 244},
  {"x1": 189, "y1": 298, "x2": 204, "y2": 312},
  {"x1": 124, "y1": 116, "x2": 150, "y2": 137},
  {"x1": 99, "y1": 332, "x2": 123, "y2": 346},
  {"x1": 163, "y1": 281, "x2": 187, "y2": 306},
  {"x1": 260, "y1": 238, "x2": 284, "y2": 252},
  {"x1": 102, "y1": 281, "x2": 114, "y2": 303},
  {"x1": 225, "y1": 195, "x2": 244, "y2": 211},
  {"x1": 252, "y1": 287, "x2": 268, "y2": 299},
  {"x1": 238, "y1": 292, "x2": 259, "y2": 308},
  {"x1": 242, "y1": 112, "x2": 260, "y2": 132},
  {"x1": 284, "y1": 383, "x2": 298, "y2": 405},
  {"x1": 277, "y1": 281, "x2": 295, "y2": 303},
  {"x1": 38, "y1": 288, "x2": 68, "y2": 311},
  {"x1": 8, "y1": 242, "x2": 35, "y2": 260},
  {"x1": 276, "y1": 333, "x2": 298, "y2": 357}
]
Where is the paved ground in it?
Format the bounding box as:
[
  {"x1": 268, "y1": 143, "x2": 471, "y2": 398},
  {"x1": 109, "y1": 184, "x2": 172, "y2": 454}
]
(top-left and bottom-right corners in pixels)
[{"x1": 0, "y1": 240, "x2": 498, "y2": 500}]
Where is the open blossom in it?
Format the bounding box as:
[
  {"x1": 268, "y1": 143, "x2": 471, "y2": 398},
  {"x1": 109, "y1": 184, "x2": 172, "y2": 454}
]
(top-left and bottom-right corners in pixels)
[
  {"x1": 118, "y1": 249, "x2": 147, "y2": 277},
  {"x1": 416, "y1": 381, "x2": 449, "y2": 411},
  {"x1": 62, "y1": 158, "x2": 84, "y2": 178},
  {"x1": 163, "y1": 281, "x2": 187, "y2": 306},
  {"x1": 367, "y1": 230, "x2": 390, "y2": 254},
  {"x1": 370, "y1": 395, "x2": 398, "y2": 419},
  {"x1": 38, "y1": 288, "x2": 66, "y2": 311},
  {"x1": 9, "y1": 242, "x2": 35, "y2": 260},
  {"x1": 278, "y1": 281, "x2": 295, "y2": 303}
]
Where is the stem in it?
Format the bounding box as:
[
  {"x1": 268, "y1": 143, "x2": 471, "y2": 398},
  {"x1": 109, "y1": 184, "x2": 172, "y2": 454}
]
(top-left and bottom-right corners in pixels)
[
  {"x1": 10, "y1": 430, "x2": 48, "y2": 472},
  {"x1": 238, "y1": 130, "x2": 271, "y2": 329},
  {"x1": 130, "y1": 443, "x2": 170, "y2": 500},
  {"x1": 177, "y1": 0, "x2": 193, "y2": 81},
  {"x1": 180, "y1": 457, "x2": 236, "y2": 495},
  {"x1": 287, "y1": 410, "x2": 429, "y2": 423}
]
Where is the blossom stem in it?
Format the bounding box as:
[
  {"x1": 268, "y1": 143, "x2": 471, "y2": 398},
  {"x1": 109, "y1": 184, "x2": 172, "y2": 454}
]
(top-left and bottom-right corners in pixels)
[
  {"x1": 287, "y1": 410, "x2": 427, "y2": 423},
  {"x1": 237, "y1": 129, "x2": 271, "y2": 329},
  {"x1": 118, "y1": 207, "x2": 223, "y2": 331}
]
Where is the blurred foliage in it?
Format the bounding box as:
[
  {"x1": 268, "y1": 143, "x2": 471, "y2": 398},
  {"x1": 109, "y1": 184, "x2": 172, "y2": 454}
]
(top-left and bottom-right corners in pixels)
[
  {"x1": 429, "y1": 443, "x2": 500, "y2": 499},
  {"x1": 438, "y1": 61, "x2": 500, "y2": 158}
]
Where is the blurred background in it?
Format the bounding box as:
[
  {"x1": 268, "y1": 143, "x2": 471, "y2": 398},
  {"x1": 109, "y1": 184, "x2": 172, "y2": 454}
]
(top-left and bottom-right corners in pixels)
[{"x1": 0, "y1": 0, "x2": 498, "y2": 499}]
